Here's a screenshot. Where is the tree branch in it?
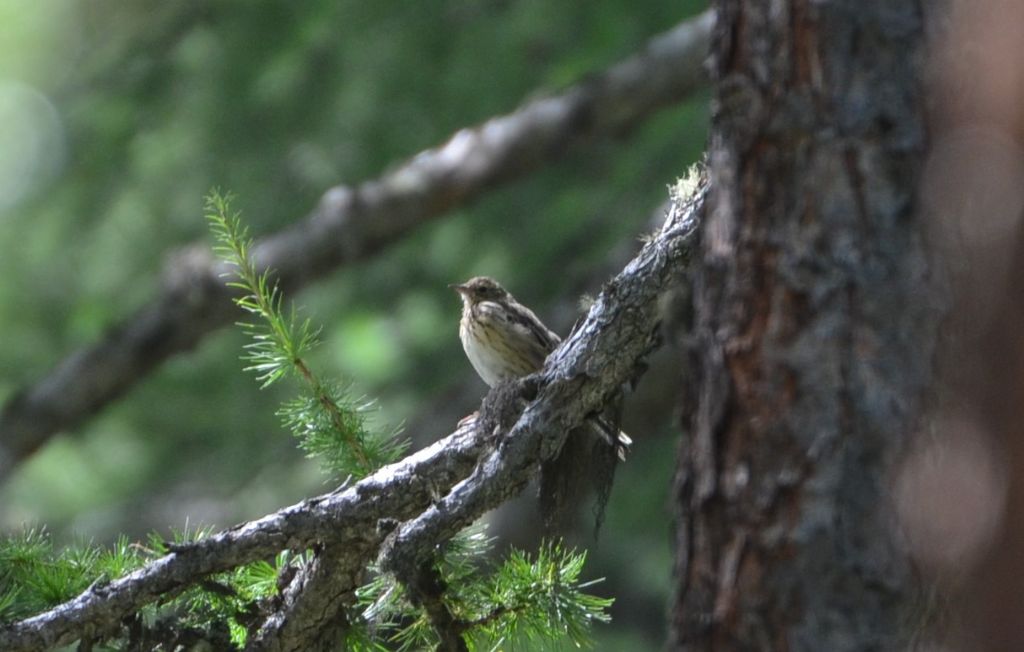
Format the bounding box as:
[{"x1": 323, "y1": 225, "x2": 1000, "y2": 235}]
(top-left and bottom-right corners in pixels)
[
  {"x1": 0, "y1": 10, "x2": 713, "y2": 483},
  {"x1": 244, "y1": 545, "x2": 362, "y2": 652},
  {"x1": 0, "y1": 424, "x2": 483, "y2": 652},
  {"x1": 243, "y1": 177, "x2": 705, "y2": 651},
  {"x1": 242, "y1": 195, "x2": 697, "y2": 652},
  {"x1": 381, "y1": 177, "x2": 707, "y2": 596},
  {"x1": 0, "y1": 171, "x2": 707, "y2": 652}
]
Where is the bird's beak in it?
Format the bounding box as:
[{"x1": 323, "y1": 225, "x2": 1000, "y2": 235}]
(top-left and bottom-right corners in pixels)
[{"x1": 449, "y1": 283, "x2": 469, "y2": 296}]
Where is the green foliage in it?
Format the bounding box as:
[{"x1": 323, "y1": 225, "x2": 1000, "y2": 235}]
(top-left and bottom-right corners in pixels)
[
  {"x1": 350, "y1": 530, "x2": 613, "y2": 651},
  {"x1": 205, "y1": 191, "x2": 322, "y2": 390},
  {"x1": 0, "y1": 528, "x2": 142, "y2": 623},
  {"x1": 0, "y1": 524, "x2": 296, "y2": 648},
  {"x1": 278, "y1": 389, "x2": 406, "y2": 475},
  {"x1": 0, "y1": 528, "x2": 150, "y2": 622},
  {"x1": 205, "y1": 191, "x2": 405, "y2": 477},
  {"x1": 470, "y1": 545, "x2": 612, "y2": 649}
]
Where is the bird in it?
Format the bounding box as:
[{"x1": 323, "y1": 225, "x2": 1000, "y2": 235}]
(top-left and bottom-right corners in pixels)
[{"x1": 450, "y1": 276, "x2": 631, "y2": 458}]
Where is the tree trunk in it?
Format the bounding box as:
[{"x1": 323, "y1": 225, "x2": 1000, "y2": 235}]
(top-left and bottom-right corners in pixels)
[{"x1": 670, "y1": 2, "x2": 934, "y2": 649}]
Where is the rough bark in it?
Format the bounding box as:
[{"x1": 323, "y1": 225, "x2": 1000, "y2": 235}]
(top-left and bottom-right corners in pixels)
[
  {"x1": 670, "y1": 2, "x2": 933, "y2": 649},
  {"x1": 246, "y1": 546, "x2": 363, "y2": 652}
]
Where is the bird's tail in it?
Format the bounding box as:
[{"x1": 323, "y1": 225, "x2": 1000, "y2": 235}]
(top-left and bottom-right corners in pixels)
[{"x1": 589, "y1": 417, "x2": 632, "y2": 461}]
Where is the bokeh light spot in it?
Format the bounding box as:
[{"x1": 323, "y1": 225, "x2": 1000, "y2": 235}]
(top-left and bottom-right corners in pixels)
[{"x1": 0, "y1": 80, "x2": 66, "y2": 215}]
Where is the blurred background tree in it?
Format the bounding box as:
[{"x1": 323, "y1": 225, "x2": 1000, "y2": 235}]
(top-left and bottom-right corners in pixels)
[{"x1": 0, "y1": 1, "x2": 707, "y2": 648}]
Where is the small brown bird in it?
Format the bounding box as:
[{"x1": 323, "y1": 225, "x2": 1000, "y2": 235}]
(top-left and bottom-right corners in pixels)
[{"x1": 451, "y1": 276, "x2": 631, "y2": 457}]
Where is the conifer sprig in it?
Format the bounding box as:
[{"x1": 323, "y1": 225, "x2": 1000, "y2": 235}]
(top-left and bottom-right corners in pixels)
[
  {"x1": 351, "y1": 531, "x2": 613, "y2": 651},
  {"x1": 204, "y1": 191, "x2": 404, "y2": 476}
]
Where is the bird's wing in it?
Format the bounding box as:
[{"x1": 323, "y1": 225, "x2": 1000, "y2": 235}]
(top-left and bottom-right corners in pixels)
[{"x1": 505, "y1": 304, "x2": 561, "y2": 353}]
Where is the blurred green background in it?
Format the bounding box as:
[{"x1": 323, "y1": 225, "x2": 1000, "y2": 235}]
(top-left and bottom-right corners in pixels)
[{"x1": 0, "y1": 1, "x2": 707, "y2": 648}]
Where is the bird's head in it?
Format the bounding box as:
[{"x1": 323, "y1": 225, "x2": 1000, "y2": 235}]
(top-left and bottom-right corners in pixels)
[{"x1": 450, "y1": 276, "x2": 508, "y2": 306}]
